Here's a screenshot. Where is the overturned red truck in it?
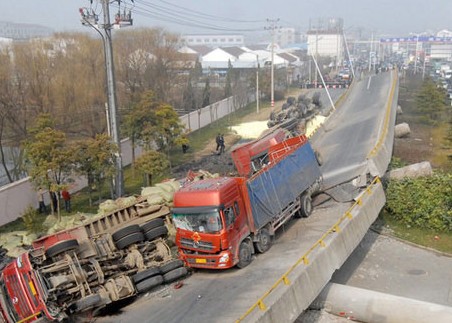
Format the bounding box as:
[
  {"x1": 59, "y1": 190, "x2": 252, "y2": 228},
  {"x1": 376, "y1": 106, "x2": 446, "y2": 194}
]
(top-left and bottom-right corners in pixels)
[
  {"x1": 172, "y1": 133, "x2": 322, "y2": 269},
  {"x1": 0, "y1": 200, "x2": 186, "y2": 322}
]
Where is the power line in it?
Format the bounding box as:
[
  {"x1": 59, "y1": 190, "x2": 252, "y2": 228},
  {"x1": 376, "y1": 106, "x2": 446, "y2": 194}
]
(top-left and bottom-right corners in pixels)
[
  {"x1": 154, "y1": 0, "x2": 265, "y2": 24},
  {"x1": 109, "y1": 0, "x2": 263, "y2": 33}
]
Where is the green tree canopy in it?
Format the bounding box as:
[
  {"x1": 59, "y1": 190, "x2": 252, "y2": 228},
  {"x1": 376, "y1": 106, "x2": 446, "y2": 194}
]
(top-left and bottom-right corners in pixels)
[
  {"x1": 133, "y1": 90, "x2": 187, "y2": 153},
  {"x1": 24, "y1": 114, "x2": 74, "y2": 218},
  {"x1": 74, "y1": 133, "x2": 117, "y2": 205},
  {"x1": 135, "y1": 150, "x2": 169, "y2": 186},
  {"x1": 416, "y1": 79, "x2": 447, "y2": 121}
]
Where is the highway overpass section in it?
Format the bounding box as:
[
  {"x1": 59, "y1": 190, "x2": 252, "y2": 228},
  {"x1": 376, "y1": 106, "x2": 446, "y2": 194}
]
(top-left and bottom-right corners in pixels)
[{"x1": 95, "y1": 71, "x2": 399, "y2": 323}]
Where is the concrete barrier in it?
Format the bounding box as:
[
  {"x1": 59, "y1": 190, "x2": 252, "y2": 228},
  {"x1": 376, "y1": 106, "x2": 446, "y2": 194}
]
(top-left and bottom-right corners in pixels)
[
  {"x1": 367, "y1": 70, "x2": 399, "y2": 177},
  {"x1": 240, "y1": 179, "x2": 386, "y2": 322},
  {"x1": 312, "y1": 283, "x2": 452, "y2": 323}
]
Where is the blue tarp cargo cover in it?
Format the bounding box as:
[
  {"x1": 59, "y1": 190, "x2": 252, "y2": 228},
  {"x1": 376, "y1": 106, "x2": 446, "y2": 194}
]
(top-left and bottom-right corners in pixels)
[{"x1": 247, "y1": 142, "x2": 321, "y2": 230}]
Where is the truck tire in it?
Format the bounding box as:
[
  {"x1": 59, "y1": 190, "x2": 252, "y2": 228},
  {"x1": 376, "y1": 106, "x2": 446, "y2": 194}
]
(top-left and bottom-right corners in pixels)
[
  {"x1": 112, "y1": 225, "x2": 142, "y2": 242},
  {"x1": 144, "y1": 226, "x2": 168, "y2": 241},
  {"x1": 115, "y1": 232, "x2": 144, "y2": 249},
  {"x1": 141, "y1": 218, "x2": 165, "y2": 232},
  {"x1": 237, "y1": 240, "x2": 252, "y2": 269},
  {"x1": 163, "y1": 267, "x2": 188, "y2": 283},
  {"x1": 135, "y1": 275, "x2": 163, "y2": 293},
  {"x1": 72, "y1": 294, "x2": 101, "y2": 312},
  {"x1": 159, "y1": 259, "x2": 184, "y2": 274},
  {"x1": 255, "y1": 228, "x2": 272, "y2": 253},
  {"x1": 132, "y1": 267, "x2": 160, "y2": 284},
  {"x1": 300, "y1": 194, "x2": 313, "y2": 218},
  {"x1": 46, "y1": 239, "x2": 79, "y2": 258}
]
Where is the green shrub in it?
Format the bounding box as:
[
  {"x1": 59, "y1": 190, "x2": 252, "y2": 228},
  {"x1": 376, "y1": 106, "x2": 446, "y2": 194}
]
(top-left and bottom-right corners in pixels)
[
  {"x1": 21, "y1": 206, "x2": 44, "y2": 234},
  {"x1": 384, "y1": 171, "x2": 452, "y2": 231}
]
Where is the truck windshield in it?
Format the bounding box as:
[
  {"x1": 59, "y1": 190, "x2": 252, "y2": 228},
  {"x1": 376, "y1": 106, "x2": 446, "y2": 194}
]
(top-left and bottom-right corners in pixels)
[{"x1": 172, "y1": 211, "x2": 223, "y2": 233}]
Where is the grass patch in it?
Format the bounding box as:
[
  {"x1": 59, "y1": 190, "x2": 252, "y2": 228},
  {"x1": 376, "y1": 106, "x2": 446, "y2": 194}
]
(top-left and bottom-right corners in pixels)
[{"x1": 378, "y1": 211, "x2": 452, "y2": 254}]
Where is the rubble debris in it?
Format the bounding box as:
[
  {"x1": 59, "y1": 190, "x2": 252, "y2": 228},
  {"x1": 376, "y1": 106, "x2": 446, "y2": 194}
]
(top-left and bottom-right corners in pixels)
[
  {"x1": 385, "y1": 161, "x2": 433, "y2": 180},
  {"x1": 395, "y1": 123, "x2": 411, "y2": 138}
]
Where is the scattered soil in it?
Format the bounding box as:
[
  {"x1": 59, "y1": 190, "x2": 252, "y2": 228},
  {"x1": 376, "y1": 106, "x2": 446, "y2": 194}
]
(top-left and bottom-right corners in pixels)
[
  {"x1": 172, "y1": 89, "x2": 308, "y2": 179},
  {"x1": 393, "y1": 75, "x2": 449, "y2": 169}
]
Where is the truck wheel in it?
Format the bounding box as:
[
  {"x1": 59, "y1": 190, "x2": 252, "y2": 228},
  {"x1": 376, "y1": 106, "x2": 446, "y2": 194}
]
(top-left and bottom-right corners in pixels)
[
  {"x1": 72, "y1": 294, "x2": 101, "y2": 312},
  {"x1": 237, "y1": 241, "x2": 252, "y2": 269},
  {"x1": 255, "y1": 228, "x2": 272, "y2": 253},
  {"x1": 163, "y1": 267, "x2": 188, "y2": 283},
  {"x1": 132, "y1": 267, "x2": 160, "y2": 284},
  {"x1": 46, "y1": 239, "x2": 79, "y2": 258},
  {"x1": 135, "y1": 275, "x2": 163, "y2": 293},
  {"x1": 159, "y1": 259, "x2": 184, "y2": 274},
  {"x1": 144, "y1": 226, "x2": 168, "y2": 241},
  {"x1": 112, "y1": 225, "x2": 142, "y2": 242},
  {"x1": 141, "y1": 218, "x2": 165, "y2": 232},
  {"x1": 115, "y1": 232, "x2": 144, "y2": 249},
  {"x1": 300, "y1": 194, "x2": 313, "y2": 218}
]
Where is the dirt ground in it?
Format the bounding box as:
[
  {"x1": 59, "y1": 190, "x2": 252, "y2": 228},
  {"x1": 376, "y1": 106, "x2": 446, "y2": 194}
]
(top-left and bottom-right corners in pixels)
[
  {"x1": 172, "y1": 88, "x2": 308, "y2": 179},
  {"x1": 393, "y1": 76, "x2": 450, "y2": 169}
]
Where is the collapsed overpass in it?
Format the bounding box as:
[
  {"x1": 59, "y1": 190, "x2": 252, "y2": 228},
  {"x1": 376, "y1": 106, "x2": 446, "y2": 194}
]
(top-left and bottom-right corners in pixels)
[{"x1": 95, "y1": 70, "x2": 403, "y2": 323}]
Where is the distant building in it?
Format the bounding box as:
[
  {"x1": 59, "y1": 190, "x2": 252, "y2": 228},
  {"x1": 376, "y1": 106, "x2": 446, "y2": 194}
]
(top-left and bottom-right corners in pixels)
[
  {"x1": 306, "y1": 17, "x2": 345, "y2": 66},
  {"x1": 275, "y1": 28, "x2": 297, "y2": 47},
  {"x1": 181, "y1": 34, "x2": 244, "y2": 47},
  {"x1": 0, "y1": 21, "x2": 53, "y2": 40}
]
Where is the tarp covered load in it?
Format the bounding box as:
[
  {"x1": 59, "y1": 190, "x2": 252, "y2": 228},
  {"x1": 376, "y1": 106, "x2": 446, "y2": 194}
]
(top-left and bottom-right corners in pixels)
[{"x1": 247, "y1": 142, "x2": 321, "y2": 230}]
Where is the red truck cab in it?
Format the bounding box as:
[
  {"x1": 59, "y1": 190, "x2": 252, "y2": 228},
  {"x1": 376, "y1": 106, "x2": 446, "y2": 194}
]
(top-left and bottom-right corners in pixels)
[
  {"x1": 172, "y1": 177, "x2": 251, "y2": 269},
  {"x1": 0, "y1": 253, "x2": 55, "y2": 322}
]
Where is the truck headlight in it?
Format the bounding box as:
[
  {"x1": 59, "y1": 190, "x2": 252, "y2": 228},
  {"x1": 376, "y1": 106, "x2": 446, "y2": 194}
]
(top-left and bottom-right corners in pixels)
[{"x1": 219, "y1": 253, "x2": 229, "y2": 263}]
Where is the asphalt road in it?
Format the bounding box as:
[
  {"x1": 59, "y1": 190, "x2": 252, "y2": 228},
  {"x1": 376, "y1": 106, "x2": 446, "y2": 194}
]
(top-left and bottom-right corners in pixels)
[
  {"x1": 93, "y1": 71, "x2": 397, "y2": 323},
  {"x1": 312, "y1": 70, "x2": 395, "y2": 189}
]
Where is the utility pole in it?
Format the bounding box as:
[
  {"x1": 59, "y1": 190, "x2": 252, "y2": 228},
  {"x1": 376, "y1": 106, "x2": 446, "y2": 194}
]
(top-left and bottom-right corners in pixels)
[
  {"x1": 255, "y1": 54, "x2": 260, "y2": 114},
  {"x1": 369, "y1": 32, "x2": 373, "y2": 72},
  {"x1": 80, "y1": 1, "x2": 133, "y2": 198},
  {"x1": 265, "y1": 18, "x2": 280, "y2": 108}
]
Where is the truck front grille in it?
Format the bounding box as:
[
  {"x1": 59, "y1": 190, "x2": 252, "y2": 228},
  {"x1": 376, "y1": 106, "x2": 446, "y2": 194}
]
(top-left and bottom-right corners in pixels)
[
  {"x1": 180, "y1": 238, "x2": 213, "y2": 251},
  {"x1": 9, "y1": 274, "x2": 33, "y2": 317}
]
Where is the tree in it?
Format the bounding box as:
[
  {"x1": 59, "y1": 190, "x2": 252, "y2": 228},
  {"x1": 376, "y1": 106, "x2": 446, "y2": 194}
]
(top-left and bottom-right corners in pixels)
[
  {"x1": 416, "y1": 79, "x2": 446, "y2": 122},
  {"x1": 135, "y1": 91, "x2": 187, "y2": 157},
  {"x1": 224, "y1": 59, "x2": 233, "y2": 98},
  {"x1": 202, "y1": 78, "x2": 211, "y2": 108},
  {"x1": 24, "y1": 114, "x2": 74, "y2": 219},
  {"x1": 182, "y1": 79, "x2": 197, "y2": 114},
  {"x1": 134, "y1": 150, "x2": 169, "y2": 186},
  {"x1": 74, "y1": 134, "x2": 117, "y2": 206}
]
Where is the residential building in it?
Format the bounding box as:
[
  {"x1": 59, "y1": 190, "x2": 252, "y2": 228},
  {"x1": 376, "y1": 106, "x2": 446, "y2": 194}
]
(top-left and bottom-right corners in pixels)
[
  {"x1": 306, "y1": 17, "x2": 345, "y2": 66},
  {"x1": 181, "y1": 34, "x2": 245, "y2": 47}
]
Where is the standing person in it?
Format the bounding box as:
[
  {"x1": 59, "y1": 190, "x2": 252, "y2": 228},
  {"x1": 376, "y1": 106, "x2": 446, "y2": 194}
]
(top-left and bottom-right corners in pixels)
[
  {"x1": 219, "y1": 134, "x2": 225, "y2": 155},
  {"x1": 62, "y1": 189, "x2": 71, "y2": 212},
  {"x1": 215, "y1": 133, "x2": 221, "y2": 152},
  {"x1": 50, "y1": 191, "x2": 58, "y2": 213},
  {"x1": 37, "y1": 188, "x2": 46, "y2": 214}
]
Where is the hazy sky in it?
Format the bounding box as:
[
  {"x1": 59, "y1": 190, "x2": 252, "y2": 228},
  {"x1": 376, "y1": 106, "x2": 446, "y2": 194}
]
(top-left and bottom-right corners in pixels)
[{"x1": 1, "y1": 0, "x2": 451, "y2": 37}]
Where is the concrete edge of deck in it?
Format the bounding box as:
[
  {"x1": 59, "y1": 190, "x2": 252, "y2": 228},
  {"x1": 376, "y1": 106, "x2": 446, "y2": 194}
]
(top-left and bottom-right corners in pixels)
[{"x1": 244, "y1": 181, "x2": 386, "y2": 323}]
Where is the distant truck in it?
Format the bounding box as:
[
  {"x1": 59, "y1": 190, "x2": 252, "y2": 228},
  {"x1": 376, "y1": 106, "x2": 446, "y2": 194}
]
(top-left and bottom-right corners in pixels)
[
  {"x1": 0, "y1": 198, "x2": 187, "y2": 322},
  {"x1": 172, "y1": 135, "x2": 322, "y2": 269}
]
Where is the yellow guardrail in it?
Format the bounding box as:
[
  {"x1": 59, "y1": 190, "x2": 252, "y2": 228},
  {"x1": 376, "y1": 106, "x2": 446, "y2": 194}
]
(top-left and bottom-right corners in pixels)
[
  {"x1": 367, "y1": 69, "x2": 398, "y2": 158},
  {"x1": 236, "y1": 176, "x2": 382, "y2": 322}
]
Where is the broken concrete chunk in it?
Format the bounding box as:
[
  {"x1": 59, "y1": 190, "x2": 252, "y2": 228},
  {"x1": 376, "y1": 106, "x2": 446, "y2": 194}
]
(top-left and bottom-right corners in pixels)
[
  {"x1": 386, "y1": 161, "x2": 433, "y2": 180},
  {"x1": 395, "y1": 123, "x2": 410, "y2": 138}
]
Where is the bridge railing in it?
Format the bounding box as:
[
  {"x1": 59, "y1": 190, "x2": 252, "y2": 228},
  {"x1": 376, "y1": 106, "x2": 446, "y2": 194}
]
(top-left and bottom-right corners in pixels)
[{"x1": 236, "y1": 176, "x2": 382, "y2": 322}]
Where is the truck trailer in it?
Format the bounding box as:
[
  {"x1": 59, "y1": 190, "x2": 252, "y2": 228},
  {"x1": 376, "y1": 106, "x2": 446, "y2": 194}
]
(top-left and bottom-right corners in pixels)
[
  {"x1": 172, "y1": 135, "x2": 322, "y2": 269},
  {"x1": 0, "y1": 198, "x2": 187, "y2": 322}
]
